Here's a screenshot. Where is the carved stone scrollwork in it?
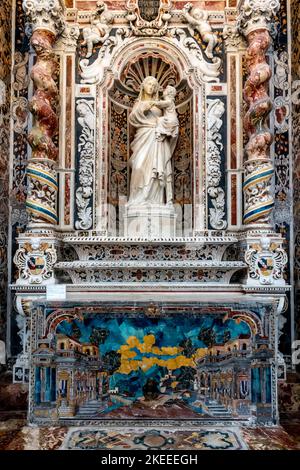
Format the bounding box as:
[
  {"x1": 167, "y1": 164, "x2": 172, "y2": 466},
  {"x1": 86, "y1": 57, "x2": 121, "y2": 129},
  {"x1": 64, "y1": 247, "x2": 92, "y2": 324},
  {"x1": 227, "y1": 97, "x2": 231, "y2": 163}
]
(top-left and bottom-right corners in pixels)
[
  {"x1": 245, "y1": 237, "x2": 287, "y2": 286},
  {"x1": 273, "y1": 51, "x2": 290, "y2": 133},
  {"x1": 13, "y1": 296, "x2": 40, "y2": 384},
  {"x1": 79, "y1": 2, "x2": 221, "y2": 85},
  {"x1": 222, "y1": 24, "x2": 246, "y2": 51},
  {"x1": 57, "y1": 23, "x2": 80, "y2": 50},
  {"x1": 126, "y1": 0, "x2": 172, "y2": 37},
  {"x1": 237, "y1": 0, "x2": 280, "y2": 226},
  {"x1": 206, "y1": 99, "x2": 227, "y2": 230},
  {"x1": 75, "y1": 99, "x2": 95, "y2": 230},
  {"x1": 14, "y1": 238, "x2": 57, "y2": 285},
  {"x1": 170, "y1": 29, "x2": 221, "y2": 82}
]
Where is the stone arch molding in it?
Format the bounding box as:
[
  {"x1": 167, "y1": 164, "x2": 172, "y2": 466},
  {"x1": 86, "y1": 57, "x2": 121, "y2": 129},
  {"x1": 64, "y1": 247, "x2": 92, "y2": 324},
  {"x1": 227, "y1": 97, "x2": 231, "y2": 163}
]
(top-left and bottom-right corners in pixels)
[
  {"x1": 76, "y1": 25, "x2": 222, "y2": 233},
  {"x1": 80, "y1": 34, "x2": 221, "y2": 87},
  {"x1": 87, "y1": 37, "x2": 215, "y2": 234}
]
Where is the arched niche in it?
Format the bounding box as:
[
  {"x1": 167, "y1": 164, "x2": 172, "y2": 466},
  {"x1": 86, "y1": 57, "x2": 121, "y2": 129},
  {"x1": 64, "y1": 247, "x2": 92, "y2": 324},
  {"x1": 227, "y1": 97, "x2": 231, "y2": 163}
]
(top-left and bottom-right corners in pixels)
[{"x1": 94, "y1": 38, "x2": 206, "y2": 237}]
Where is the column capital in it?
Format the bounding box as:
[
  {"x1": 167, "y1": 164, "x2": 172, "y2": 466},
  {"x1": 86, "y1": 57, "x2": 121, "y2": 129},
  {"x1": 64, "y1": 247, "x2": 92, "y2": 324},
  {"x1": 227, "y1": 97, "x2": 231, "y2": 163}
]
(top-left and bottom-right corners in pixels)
[
  {"x1": 237, "y1": 0, "x2": 280, "y2": 37},
  {"x1": 23, "y1": 0, "x2": 65, "y2": 37}
]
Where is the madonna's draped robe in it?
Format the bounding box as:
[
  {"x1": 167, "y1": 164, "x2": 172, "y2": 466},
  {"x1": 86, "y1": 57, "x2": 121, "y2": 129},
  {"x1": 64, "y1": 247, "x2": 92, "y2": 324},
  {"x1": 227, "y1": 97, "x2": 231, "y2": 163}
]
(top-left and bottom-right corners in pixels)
[{"x1": 128, "y1": 101, "x2": 177, "y2": 206}]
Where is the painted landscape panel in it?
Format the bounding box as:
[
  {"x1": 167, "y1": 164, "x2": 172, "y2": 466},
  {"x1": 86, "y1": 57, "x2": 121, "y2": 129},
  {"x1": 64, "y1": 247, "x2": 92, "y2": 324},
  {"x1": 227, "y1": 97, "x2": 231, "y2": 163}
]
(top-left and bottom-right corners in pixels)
[{"x1": 32, "y1": 313, "x2": 257, "y2": 420}]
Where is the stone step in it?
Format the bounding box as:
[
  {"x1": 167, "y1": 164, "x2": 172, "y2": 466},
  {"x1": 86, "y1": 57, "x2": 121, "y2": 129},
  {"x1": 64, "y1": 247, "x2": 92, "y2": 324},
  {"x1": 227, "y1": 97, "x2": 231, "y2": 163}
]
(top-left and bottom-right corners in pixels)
[
  {"x1": 204, "y1": 401, "x2": 231, "y2": 416},
  {"x1": 60, "y1": 235, "x2": 240, "y2": 264},
  {"x1": 55, "y1": 260, "x2": 245, "y2": 285}
]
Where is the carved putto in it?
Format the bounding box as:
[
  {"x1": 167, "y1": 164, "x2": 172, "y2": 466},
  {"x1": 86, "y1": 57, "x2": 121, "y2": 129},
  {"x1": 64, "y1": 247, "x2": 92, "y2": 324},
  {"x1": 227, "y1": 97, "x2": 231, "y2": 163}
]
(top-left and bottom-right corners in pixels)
[
  {"x1": 182, "y1": 3, "x2": 218, "y2": 59},
  {"x1": 82, "y1": 1, "x2": 114, "y2": 58}
]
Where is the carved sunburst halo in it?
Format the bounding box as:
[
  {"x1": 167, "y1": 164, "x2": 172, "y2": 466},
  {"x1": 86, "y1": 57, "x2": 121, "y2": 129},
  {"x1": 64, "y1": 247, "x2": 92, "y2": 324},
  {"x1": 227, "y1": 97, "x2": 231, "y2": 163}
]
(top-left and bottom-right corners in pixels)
[
  {"x1": 111, "y1": 52, "x2": 191, "y2": 108},
  {"x1": 120, "y1": 52, "x2": 180, "y2": 93}
]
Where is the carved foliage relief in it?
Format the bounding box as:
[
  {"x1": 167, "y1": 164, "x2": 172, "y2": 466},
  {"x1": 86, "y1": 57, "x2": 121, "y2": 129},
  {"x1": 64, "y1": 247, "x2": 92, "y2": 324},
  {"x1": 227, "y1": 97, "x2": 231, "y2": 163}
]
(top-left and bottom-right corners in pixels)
[
  {"x1": 206, "y1": 97, "x2": 227, "y2": 230},
  {"x1": 75, "y1": 98, "x2": 95, "y2": 230}
]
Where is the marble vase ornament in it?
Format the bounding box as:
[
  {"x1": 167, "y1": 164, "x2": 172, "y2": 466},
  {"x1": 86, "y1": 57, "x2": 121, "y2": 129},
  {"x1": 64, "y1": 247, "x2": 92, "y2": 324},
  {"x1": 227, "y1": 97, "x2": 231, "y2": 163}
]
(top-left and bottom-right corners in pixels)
[{"x1": 125, "y1": 76, "x2": 178, "y2": 238}]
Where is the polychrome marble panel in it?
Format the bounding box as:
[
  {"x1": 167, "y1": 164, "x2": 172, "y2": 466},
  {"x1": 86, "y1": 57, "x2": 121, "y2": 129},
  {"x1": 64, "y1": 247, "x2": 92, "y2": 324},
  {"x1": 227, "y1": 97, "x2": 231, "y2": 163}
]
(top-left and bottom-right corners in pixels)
[{"x1": 30, "y1": 304, "x2": 277, "y2": 425}]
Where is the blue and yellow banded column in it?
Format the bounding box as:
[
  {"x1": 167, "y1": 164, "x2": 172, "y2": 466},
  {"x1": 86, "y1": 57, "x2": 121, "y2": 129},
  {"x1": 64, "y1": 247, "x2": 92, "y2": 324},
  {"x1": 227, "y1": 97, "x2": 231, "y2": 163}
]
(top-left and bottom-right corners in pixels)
[
  {"x1": 243, "y1": 162, "x2": 275, "y2": 225},
  {"x1": 238, "y1": 0, "x2": 280, "y2": 227},
  {"x1": 22, "y1": 0, "x2": 65, "y2": 227},
  {"x1": 26, "y1": 163, "x2": 58, "y2": 225}
]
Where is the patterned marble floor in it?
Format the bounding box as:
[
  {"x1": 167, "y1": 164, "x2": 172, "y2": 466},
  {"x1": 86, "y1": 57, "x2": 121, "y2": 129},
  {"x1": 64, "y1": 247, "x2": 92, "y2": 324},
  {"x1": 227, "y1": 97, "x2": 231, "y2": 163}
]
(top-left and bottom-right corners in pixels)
[
  {"x1": 60, "y1": 427, "x2": 247, "y2": 450},
  {"x1": 0, "y1": 419, "x2": 300, "y2": 450}
]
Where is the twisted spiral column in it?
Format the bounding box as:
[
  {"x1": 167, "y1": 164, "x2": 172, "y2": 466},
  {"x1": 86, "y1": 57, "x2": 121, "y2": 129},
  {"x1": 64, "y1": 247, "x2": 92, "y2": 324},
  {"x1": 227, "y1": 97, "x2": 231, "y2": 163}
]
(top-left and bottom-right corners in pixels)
[
  {"x1": 238, "y1": 0, "x2": 280, "y2": 226},
  {"x1": 23, "y1": 0, "x2": 65, "y2": 226}
]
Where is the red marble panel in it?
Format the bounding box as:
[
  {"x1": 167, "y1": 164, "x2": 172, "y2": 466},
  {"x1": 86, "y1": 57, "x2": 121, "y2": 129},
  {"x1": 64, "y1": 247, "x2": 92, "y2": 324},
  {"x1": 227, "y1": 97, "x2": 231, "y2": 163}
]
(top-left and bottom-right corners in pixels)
[
  {"x1": 76, "y1": 0, "x2": 124, "y2": 10},
  {"x1": 65, "y1": 55, "x2": 73, "y2": 169},
  {"x1": 75, "y1": 0, "x2": 226, "y2": 11},
  {"x1": 175, "y1": 1, "x2": 226, "y2": 10},
  {"x1": 231, "y1": 174, "x2": 237, "y2": 226},
  {"x1": 230, "y1": 55, "x2": 237, "y2": 169},
  {"x1": 64, "y1": 173, "x2": 71, "y2": 226}
]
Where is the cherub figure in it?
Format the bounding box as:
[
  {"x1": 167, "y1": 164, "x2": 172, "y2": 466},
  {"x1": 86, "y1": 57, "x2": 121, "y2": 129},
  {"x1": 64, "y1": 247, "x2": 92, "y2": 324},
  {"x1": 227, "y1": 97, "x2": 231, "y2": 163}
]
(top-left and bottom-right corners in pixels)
[
  {"x1": 152, "y1": 85, "x2": 179, "y2": 141},
  {"x1": 82, "y1": 1, "x2": 114, "y2": 58},
  {"x1": 182, "y1": 3, "x2": 218, "y2": 59}
]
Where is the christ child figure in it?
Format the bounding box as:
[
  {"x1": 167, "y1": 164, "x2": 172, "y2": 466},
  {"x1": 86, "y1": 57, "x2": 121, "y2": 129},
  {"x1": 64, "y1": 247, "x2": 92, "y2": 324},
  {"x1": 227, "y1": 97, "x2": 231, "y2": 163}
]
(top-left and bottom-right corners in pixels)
[{"x1": 152, "y1": 85, "x2": 179, "y2": 142}]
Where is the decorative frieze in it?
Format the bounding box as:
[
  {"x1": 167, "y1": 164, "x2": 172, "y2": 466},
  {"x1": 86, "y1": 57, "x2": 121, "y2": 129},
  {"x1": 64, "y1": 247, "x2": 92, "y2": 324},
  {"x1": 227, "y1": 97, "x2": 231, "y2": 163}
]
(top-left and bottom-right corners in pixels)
[{"x1": 68, "y1": 241, "x2": 230, "y2": 262}]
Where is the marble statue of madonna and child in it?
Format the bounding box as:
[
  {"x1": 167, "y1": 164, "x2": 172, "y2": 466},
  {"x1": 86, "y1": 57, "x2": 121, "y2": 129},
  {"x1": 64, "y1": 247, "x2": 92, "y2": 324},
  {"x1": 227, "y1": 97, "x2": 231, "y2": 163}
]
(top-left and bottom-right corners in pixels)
[{"x1": 127, "y1": 76, "x2": 179, "y2": 209}]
